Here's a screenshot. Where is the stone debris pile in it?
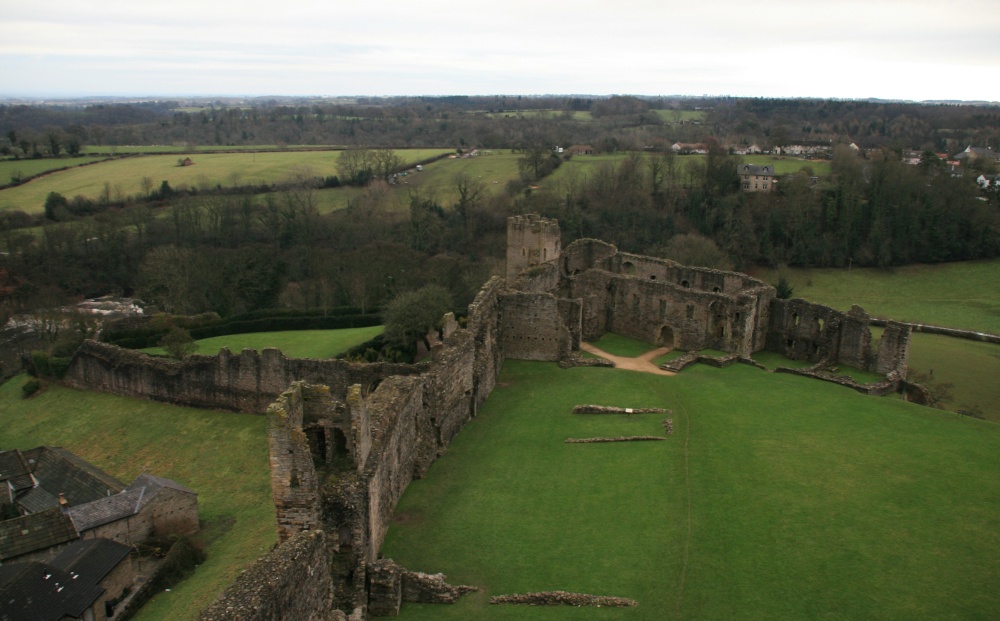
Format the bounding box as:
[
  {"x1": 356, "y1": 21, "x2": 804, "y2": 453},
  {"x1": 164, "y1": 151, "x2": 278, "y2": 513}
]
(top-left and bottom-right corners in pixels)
[{"x1": 490, "y1": 591, "x2": 638, "y2": 607}]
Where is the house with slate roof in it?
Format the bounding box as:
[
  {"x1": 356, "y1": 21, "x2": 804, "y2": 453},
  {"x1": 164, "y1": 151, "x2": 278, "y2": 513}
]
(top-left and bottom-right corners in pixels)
[
  {"x1": 738, "y1": 163, "x2": 777, "y2": 192},
  {"x1": 0, "y1": 538, "x2": 133, "y2": 621},
  {"x1": 0, "y1": 448, "x2": 198, "y2": 564}
]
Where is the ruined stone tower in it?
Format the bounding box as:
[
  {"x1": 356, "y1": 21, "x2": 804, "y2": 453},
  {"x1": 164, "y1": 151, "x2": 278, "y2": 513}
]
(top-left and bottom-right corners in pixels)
[{"x1": 505, "y1": 214, "x2": 561, "y2": 280}]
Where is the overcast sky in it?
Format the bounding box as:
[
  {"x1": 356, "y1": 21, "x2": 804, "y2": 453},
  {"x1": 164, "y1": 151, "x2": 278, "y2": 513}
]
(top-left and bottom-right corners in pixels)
[{"x1": 2, "y1": 0, "x2": 998, "y2": 101}]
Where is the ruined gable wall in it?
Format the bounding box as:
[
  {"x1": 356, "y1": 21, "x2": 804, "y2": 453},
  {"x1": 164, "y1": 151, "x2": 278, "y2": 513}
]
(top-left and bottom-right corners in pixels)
[
  {"x1": 268, "y1": 382, "x2": 322, "y2": 543},
  {"x1": 766, "y1": 299, "x2": 910, "y2": 373},
  {"x1": 361, "y1": 376, "x2": 424, "y2": 564},
  {"x1": 466, "y1": 277, "x2": 504, "y2": 416},
  {"x1": 876, "y1": 322, "x2": 911, "y2": 376},
  {"x1": 200, "y1": 530, "x2": 334, "y2": 621},
  {"x1": 499, "y1": 292, "x2": 579, "y2": 361},
  {"x1": 63, "y1": 340, "x2": 424, "y2": 413},
  {"x1": 561, "y1": 238, "x2": 618, "y2": 276},
  {"x1": 147, "y1": 487, "x2": 199, "y2": 537},
  {"x1": 417, "y1": 331, "x2": 476, "y2": 476}
]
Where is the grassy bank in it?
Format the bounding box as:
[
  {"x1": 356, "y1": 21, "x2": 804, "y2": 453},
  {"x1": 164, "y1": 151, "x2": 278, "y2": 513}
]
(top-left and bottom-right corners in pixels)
[
  {"x1": 382, "y1": 359, "x2": 1000, "y2": 620},
  {"x1": 752, "y1": 260, "x2": 1000, "y2": 335},
  {"x1": 142, "y1": 326, "x2": 383, "y2": 359},
  {"x1": 0, "y1": 377, "x2": 274, "y2": 620}
]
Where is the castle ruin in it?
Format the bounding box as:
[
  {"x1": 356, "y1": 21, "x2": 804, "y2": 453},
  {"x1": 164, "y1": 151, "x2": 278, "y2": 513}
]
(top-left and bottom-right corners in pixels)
[{"x1": 60, "y1": 214, "x2": 910, "y2": 620}]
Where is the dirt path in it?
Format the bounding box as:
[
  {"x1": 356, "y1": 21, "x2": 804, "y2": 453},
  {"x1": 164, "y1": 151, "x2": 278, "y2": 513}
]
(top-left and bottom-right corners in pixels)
[{"x1": 579, "y1": 343, "x2": 677, "y2": 376}]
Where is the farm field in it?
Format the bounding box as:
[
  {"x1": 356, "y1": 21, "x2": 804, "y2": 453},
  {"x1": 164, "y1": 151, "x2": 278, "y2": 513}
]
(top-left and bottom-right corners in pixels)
[
  {"x1": 653, "y1": 109, "x2": 707, "y2": 123},
  {"x1": 141, "y1": 326, "x2": 383, "y2": 359},
  {"x1": 751, "y1": 259, "x2": 1000, "y2": 334},
  {"x1": 0, "y1": 376, "x2": 274, "y2": 621},
  {"x1": 0, "y1": 156, "x2": 112, "y2": 183},
  {"x1": 741, "y1": 154, "x2": 830, "y2": 176},
  {"x1": 0, "y1": 149, "x2": 452, "y2": 213},
  {"x1": 382, "y1": 359, "x2": 1000, "y2": 620},
  {"x1": 82, "y1": 145, "x2": 344, "y2": 154},
  {"x1": 902, "y1": 331, "x2": 1000, "y2": 421}
]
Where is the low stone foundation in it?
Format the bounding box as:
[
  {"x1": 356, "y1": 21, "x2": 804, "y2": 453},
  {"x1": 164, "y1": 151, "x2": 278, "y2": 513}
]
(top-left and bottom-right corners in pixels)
[
  {"x1": 565, "y1": 436, "x2": 666, "y2": 443},
  {"x1": 489, "y1": 591, "x2": 638, "y2": 607},
  {"x1": 572, "y1": 405, "x2": 668, "y2": 414},
  {"x1": 558, "y1": 355, "x2": 615, "y2": 369},
  {"x1": 368, "y1": 559, "x2": 478, "y2": 617}
]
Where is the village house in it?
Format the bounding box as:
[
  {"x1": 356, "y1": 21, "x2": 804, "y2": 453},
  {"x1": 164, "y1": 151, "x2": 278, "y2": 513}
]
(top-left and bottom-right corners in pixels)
[
  {"x1": 0, "y1": 538, "x2": 134, "y2": 621},
  {"x1": 0, "y1": 447, "x2": 198, "y2": 564},
  {"x1": 738, "y1": 163, "x2": 776, "y2": 192}
]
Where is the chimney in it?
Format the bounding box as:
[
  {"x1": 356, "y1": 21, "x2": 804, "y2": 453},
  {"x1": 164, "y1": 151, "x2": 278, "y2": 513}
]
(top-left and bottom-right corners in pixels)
[{"x1": 58, "y1": 493, "x2": 69, "y2": 512}]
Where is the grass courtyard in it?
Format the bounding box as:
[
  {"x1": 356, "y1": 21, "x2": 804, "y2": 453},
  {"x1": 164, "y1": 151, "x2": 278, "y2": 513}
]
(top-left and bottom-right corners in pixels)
[{"x1": 382, "y1": 360, "x2": 999, "y2": 620}]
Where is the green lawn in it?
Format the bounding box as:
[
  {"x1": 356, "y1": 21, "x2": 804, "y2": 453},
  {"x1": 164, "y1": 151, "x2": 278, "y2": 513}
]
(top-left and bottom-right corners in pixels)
[
  {"x1": 752, "y1": 260, "x2": 1000, "y2": 335},
  {"x1": 0, "y1": 149, "x2": 452, "y2": 213},
  {"x1": 382, "y1": 360, "x2": 1000, "y2": 620},
  {"x1": 0, "y1": 376, "x2": 274, "y2": 621},
  {"x1": 142, "y1": 326, "x2": 383, "y2": 359},
  {"x1": 586, "y1": 332, "x2": 658, "y2": 357}
]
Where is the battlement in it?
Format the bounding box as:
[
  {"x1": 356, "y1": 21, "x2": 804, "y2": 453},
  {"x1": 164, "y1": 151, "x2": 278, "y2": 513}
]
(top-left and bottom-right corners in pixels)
[{"x1": 506, "y1": 214, "x2": 562, "y2": 280}]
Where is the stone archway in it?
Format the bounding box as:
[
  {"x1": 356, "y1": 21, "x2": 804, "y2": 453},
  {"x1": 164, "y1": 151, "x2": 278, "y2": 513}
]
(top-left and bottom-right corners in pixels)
[{"x1": 658, "y1": 325, "x2": 675, "y2": 348}]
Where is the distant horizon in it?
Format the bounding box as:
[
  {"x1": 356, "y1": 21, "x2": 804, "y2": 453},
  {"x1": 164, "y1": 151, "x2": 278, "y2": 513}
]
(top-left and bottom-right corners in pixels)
[
  {"x1": 2, "y1": 93, "x2": 998, "y2": 107},
  {"x1": 3, "y1": 1, "x2": 998, "y2": 103}
]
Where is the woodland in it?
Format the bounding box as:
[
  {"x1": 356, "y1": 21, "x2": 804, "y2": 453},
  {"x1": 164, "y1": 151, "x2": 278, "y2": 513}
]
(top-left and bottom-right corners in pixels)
[{"x1": 0, "y1": 95, "x2": 998, "y2": 326}]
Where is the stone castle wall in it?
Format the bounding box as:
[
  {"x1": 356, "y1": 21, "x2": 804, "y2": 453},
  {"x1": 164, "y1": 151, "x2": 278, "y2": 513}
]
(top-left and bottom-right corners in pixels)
[
  {"x1": 766, "y1": 299, "x2": 910, "y2": 376},
  {"x1": 63, "y1": 340, "x2": 424, "y2": 413},
  {"x1": 201, "y1": 531, "x2": 336, "y2": 621}
]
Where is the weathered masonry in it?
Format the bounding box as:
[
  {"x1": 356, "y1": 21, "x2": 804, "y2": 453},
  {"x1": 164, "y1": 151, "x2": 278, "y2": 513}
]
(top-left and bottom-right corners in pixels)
[{"x1": 58, "y1": 214, "x2": 910, "y2": 620}]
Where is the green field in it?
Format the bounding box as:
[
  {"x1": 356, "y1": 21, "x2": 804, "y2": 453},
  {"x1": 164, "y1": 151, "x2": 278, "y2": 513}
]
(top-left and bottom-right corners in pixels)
[
  {"x1": 904, "y1": 331, "x2": 1000, "y2": 420},
  {"x1": 0, "y1": 149, "x2": 452, "y2": 213},
  {"x1": 382, "y1": 359, "x2": 1000, "y2": 620},
  {"x1": 0, "y1": 156, "x2": 113, "y2": 185},
  {"x1": 653, "y1": 109, "x2": 707, "y2": 123},
  {"x1": 0, "y1": 376, "x2": 274, "y2": 621},
  {"x1": 142, "y1": 326, "x2": 383, "y2": 358},
  {"x1": 82, "y1": 145, "x2": 343, "y2": 154},
  {"x1": 752, "y1": 260, "x2": 1000, "y2": 335},
  {"x1": 741, "y1": 154, "x2": 831, "y2": 176}
]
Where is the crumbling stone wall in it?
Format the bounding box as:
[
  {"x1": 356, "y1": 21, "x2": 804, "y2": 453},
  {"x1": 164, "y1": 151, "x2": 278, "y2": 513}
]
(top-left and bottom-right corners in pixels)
[
  {"x1": 63, "y1": 340, "x2": 424, "y2": 413},
  {"x1": 499, "y1": 292, "x2": 580, "y2": 361},
  {"x1": 766, "y1": 300, "x2": 910, "y2": 376},
  {"x1": 200, "y1": 530, "x2": 336, "y2": 621},
  {"x1": 559, "y1": 238, "x2": 774, "y2": 356},
  {"x1": 505, "y1": 214, "x2": 561, "y2": 281},
  {"x1": 269, "y1": 383, "x2": 323, "y2": 542}
]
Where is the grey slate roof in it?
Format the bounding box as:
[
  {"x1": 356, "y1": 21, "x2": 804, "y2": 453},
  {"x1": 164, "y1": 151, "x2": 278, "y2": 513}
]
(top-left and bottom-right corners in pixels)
[
  {"x1": 15, "y1": 486, "x2": 59, "y2": 514},
  {"x1": 0, "y1": 450, "x2": 32, "y2": 489},
  {"x1": 67, "y1": 488, "x2": 145, "y2": 532},
  {"x1": 67, "y1": 472, "x2": 196, "y2": 532},
  {"x1": 50, "y1": 538, "x2": 131, "y2": 584},
  {"x1": 0, "y1": 560, "x2": 104, "y2": 621},
  {"x1": 23, "y1": 447, "x2": 126, "y2": 507},
  {"x1": 0, "y1": 508, "x2": 78, "y2": 562},
  {"x1": 739, "y1": 164, "x2": 776, "y2": 177}
]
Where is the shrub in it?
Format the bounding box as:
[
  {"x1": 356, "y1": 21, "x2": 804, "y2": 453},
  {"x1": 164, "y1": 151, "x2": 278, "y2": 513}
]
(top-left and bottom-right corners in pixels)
[{"x1": 21, "y1": 378, "x2": 41, "y2": 398}]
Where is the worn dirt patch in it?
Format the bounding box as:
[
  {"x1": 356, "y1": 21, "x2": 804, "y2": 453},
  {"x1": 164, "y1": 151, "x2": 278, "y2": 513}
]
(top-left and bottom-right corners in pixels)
[{"x1": 580, "y1": 343, "x2": 677, "y2": 376}]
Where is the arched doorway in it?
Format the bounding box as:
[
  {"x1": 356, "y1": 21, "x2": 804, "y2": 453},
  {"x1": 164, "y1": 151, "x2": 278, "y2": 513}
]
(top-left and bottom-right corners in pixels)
[{"x1": 658, "y1": 325, "x2": 675, "y2": 348}]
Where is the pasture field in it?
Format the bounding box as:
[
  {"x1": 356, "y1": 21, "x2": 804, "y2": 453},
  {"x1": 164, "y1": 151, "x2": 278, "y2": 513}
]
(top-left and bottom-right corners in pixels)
[
  {"x1": 82, "y1": 145, "x2": 343, "y2": 154},
  {"x1": 141, "y1": 326, "x2": 383, "y2": 359},
  {"x1": 383, "y1": 359, "x2": 1000, "y2": 620},
  {"x1": 0, "y1": 149, "x2": 452, "y2": 213},
  {"x1": 741, "y1": 154, "x2": 831, "y2": 176},
  {"x1": 0, "y1": 156, "x2": 113, "y2": 184},
  {"x1": 902, "y1": 331, "x2": 1000, "y2": 421},
  {"x1": 751, "y1": 259, "x2": 1000, "y2": 335},
  {"x1": 653, "y1": 109, "x2": 707, "y2": 123},
  {"x1": 0, "y1": 376, "x2": 275, "y2": 621}
]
